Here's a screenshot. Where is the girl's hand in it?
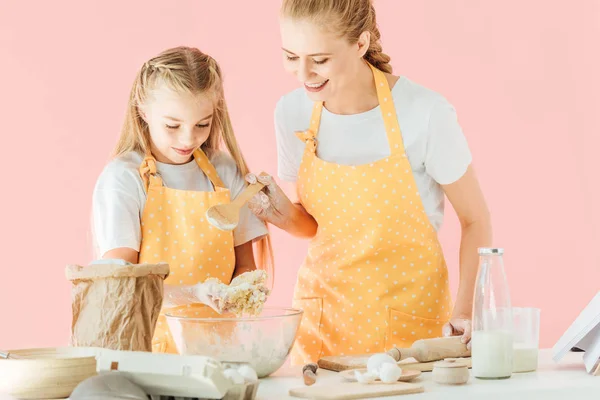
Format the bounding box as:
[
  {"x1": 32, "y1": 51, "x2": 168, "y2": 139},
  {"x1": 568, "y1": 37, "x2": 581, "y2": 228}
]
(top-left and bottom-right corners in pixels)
[
  {"x1": 163, "y1": 281, "x2": 223, "y2": 313},
  {"x1": 192, "y1": 281, "x2": 224, "y2": 313}
]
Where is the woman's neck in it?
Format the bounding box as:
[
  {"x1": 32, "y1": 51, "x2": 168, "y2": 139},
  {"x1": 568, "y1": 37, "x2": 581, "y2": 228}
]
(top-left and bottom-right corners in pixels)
[{"x1": 324, "y1": 61, "x2": 379, "y2": 115}]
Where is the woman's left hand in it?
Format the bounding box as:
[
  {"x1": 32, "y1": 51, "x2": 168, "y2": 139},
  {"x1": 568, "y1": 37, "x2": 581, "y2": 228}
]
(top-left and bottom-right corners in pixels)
[{"x1": 442, "y1": 317, "x2": 472, "y2": 349}]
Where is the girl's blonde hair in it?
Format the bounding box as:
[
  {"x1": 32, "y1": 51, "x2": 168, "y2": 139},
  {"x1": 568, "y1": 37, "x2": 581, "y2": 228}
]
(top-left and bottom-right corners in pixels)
[
  {"x1": 281, "y1": 0, "x2": 392, "y2": 73},
  {"x1": 115, "y1": 46, "x2": 274, "y2": 284}
]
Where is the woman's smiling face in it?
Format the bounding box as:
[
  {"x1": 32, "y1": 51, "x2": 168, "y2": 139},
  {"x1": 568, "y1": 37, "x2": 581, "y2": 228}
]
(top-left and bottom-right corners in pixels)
[{"x1": 280, "y1": 17, "x2": 369, "y2": 103}]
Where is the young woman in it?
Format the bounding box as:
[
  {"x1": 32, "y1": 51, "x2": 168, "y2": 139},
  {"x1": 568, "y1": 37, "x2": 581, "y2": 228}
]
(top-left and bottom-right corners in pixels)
[{"x1": 248, "y1": 0, "x2": 492, "y2": 365}]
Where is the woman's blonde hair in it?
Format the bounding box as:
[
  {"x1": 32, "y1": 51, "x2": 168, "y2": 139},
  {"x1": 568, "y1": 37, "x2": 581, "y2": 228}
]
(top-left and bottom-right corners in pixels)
[
  {"x1": 115, "y1": 46, "x2": 274, "y2": 284},
  {"x1": 281, "y1": 0, "x2": 392, "y2": 73}
]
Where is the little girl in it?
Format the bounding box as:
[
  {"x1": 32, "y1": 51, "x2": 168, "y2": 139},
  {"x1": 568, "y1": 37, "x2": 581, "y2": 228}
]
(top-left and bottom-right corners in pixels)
[{"x1": 92, "y1": 46, "x2": 272, "y2": 353}]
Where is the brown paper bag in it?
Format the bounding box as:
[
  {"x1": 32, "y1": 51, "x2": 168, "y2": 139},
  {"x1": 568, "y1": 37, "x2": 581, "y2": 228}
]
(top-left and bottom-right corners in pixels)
[{"x1": 66, "y1": 262, "x2": 170, "y2": 352}]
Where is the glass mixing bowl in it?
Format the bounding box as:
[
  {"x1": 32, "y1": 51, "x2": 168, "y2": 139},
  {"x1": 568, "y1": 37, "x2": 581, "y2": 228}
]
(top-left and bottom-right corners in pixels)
[{"x1": 165, "y1": 307, "x2": 303, "y2": 378}]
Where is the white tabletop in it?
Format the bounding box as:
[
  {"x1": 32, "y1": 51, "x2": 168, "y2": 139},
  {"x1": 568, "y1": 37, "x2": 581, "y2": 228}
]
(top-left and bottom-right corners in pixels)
[{"x1": 257, "y1": 349, "x2": 599, "y2": 400}]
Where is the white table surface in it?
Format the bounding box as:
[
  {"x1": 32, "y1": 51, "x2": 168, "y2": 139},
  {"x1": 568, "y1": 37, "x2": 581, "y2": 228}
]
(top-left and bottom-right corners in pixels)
[{"x1": 256, "y1": 349, "x2": 599, "y2": 400}]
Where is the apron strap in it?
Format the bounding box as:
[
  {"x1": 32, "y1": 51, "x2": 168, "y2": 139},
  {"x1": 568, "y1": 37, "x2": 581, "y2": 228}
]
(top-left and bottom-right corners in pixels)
[
  {"x1": 139, "y1": 153, "x2": 163, "y2": 192},
  {"x1": 296, "y1": 128, "x2": 318, "y2": 153},
  {"x1": 301, "y1": 63, "x2": 406, "y2": 158},
  {"x1": 139, "y1": 149, "x2": 226, "y2": 192},
  {"x1": 193, "y1": 148, "x2": 226, "y2": 189},
  {"x1": 368, "y1": 63, "x2": 406, "y2": 156},
  {"x1": 296, "y1": 101, "x2": 323, "y2": 153}
]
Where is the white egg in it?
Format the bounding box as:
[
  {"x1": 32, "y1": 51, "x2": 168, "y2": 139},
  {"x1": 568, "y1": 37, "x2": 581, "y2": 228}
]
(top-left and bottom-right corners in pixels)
[
  {"x1": 367, "y1": 353, "x2": 397, "y2": 375},
  {"x1": 237, "y1": 365, "x2": 258, "y2": 382},
  {"x1": 379, "y1": 363, "x2": 403, "y2": 383},
  {"x1": 223, "y1": 368, "x2": 245, "y2": 384},
  {"x1": 354, "y1": 370, "x2": 378, "y2": 384}
]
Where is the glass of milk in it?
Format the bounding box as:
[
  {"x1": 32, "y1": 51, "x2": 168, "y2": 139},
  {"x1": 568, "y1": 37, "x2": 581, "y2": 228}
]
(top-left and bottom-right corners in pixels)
[
  {"x1": 512, "y1": 307, "x2": 541, "y2": 373},
  {"x1": 472, "y1": 248, "x2": 514, "y2": 380}
]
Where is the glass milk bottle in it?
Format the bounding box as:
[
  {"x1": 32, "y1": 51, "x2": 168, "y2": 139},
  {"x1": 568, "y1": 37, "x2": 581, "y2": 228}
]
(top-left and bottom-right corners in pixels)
[{"x1": 471, "y1": 248, "x2": 514, "y2": 379}]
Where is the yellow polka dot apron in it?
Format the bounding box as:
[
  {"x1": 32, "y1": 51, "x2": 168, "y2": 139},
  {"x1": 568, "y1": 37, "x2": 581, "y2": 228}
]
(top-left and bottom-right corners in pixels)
[
  {"x1": 291, "y1": 63, "x2": 453, "y2": 365},
  {"x1": 138, "y1": 149, "x2": 236, "y2": 354}
]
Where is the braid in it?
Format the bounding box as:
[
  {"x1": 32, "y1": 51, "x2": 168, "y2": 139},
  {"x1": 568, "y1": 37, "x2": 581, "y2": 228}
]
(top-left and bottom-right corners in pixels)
[
  {"x1": 364, "y1": 4, "x2": 392, "y2": 73},
  {"x1": 144, "y1": 60, "x2": 181, "y2": 81},
  {"x1": 365, "y1": 43, "x2": 392, "y2": 74}
]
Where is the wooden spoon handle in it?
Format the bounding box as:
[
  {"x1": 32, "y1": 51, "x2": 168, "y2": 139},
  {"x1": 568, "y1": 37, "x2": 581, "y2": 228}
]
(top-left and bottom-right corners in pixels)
[{"x1": 232, "y1": 173, "x2": 268, "y2": 207}]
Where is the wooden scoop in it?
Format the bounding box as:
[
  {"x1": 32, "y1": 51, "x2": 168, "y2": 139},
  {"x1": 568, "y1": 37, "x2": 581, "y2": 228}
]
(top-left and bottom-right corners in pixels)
[{"x1": 206, "y1": 174, "x2": 267, "y2": 231}]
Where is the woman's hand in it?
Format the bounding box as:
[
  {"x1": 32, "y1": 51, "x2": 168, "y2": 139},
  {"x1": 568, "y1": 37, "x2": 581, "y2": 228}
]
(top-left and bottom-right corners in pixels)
[
  {"x1": 442, "y1": 317, "x2": 472, "y2": 349},
  {"x1": 245, "y1": 173, "x2": 318, "y2": 238},
  {"x1": 245, "y1": 173, "x2": 297, "y2": 230}
]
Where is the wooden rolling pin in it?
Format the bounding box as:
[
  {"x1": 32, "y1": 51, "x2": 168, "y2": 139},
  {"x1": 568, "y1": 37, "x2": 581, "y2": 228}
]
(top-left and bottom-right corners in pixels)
[
  {"x1": 318, "y1": 336, "x2": 471, "y2": 372},
  {"x1": 385, "y1": 336, "x2": 470, "y2": 363}
]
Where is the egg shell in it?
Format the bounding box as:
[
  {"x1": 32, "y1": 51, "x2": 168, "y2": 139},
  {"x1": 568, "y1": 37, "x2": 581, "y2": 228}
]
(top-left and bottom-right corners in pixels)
[
  {"x1": 354, "y1": 370, "x2": 378, "y2": 384},
  {"x1": 367, "y1": 353, "x2": 397, "y2": 375},
  {"x1": 379, "y1": 363, "x2": 403, "y2": 383},
  {"x1": 237, "y1": 365, "x2": 258, "y2": 382},
  {"x1": 223, "y1": 368, "x2": 245, "y2": 385}
]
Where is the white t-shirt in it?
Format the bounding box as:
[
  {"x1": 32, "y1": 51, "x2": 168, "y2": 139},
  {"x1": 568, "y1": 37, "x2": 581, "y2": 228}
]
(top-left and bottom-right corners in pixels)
[
  {"x1": 92, "y1": 150, "x2": 268, "y2": 257},
  {"x1": 275, "y1": 76, "x2": 472, "y2": 231}
]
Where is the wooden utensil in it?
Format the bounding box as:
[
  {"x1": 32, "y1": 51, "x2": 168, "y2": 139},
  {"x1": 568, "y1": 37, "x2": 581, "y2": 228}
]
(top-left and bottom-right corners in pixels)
[
  {"x1": 0, "y1": 349, "x2": 21, "y2": 359},
  {"x1": 319, "y1": 354, "x2": 472, "y2": 373},
  {"x1": 303, "y1": 363, "x2": 318, "y2": 385},
  {"x1": 339, "y1": 368, "x2": 421, "y2": 382},
  {"x1": 318, "y1": 337, "x2": 471, "y2": 372},
  {"x1": 206, "y1": 176, "x2": 267, "y2": 231},
  {"x1": 431, "y1": 358, "x2": 470, "y2": 385},
  {"x1": 289, "y1": 381, "x2": 424, "y2": 399},
  {"x1": 386, "y1": 336, "x2": 470, "y2": 363}
]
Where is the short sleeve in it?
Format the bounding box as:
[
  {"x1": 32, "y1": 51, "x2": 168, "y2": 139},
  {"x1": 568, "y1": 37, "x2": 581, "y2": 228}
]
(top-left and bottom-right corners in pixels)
[
  {"x1": 424, "y1": 98, "x2": 473, "y2": 185},
  {"x1": 92, "y1": 165, "x2": 143, "y2": 257},
  {"x1": 275, "y1": 98, "x2": 301, "y2": 182}
]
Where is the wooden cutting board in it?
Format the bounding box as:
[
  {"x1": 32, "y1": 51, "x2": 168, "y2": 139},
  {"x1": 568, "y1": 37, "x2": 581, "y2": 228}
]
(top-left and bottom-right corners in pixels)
[
  {"x1": 289, "y1": 382, "x2": 424, "y2": 399},
  {"x1": 318, "y1": 355, "x2": 472, "y2": 372}
]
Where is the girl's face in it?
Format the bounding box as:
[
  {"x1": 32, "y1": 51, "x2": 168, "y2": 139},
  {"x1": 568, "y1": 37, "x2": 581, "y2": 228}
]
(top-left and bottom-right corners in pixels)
[
  {"x1": 141, "y1": 84, "x2": 214, "y2": 164},
  {"x1": 279, "y1": 17, "x2": 369, "y2": 103}
]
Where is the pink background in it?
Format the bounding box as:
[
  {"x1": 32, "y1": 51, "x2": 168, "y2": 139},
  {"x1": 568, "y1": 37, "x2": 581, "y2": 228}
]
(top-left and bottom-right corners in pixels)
[{"x1": 0, "y1": 0, "x2": 598, "y2": 350}]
